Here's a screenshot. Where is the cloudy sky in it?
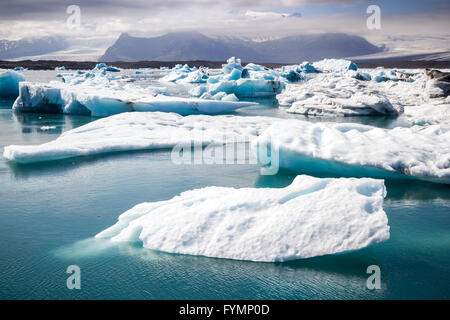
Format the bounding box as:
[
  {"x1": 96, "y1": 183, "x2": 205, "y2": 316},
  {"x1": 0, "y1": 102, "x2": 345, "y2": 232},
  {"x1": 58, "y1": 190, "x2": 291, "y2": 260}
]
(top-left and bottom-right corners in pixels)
[{"x1": 0, "y1": 0, "x2": 449, "y2": 58}]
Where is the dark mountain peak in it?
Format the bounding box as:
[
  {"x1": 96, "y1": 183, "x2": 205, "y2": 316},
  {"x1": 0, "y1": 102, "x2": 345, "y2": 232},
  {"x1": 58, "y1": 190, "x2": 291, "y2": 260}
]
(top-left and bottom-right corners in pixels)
[{"x1": 100, "y1": 31, "x2": 383, "y2": 63}]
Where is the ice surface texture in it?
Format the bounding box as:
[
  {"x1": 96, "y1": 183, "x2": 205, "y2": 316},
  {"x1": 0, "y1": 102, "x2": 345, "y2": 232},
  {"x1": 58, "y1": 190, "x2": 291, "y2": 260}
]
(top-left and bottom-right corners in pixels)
[
  {"x1": 254, "y1": 120, "x2": 450, "y2": 184},
  {"x1": 96, "y1": 175, "x2": 389, "y2": 262},
  {"x1": 12, "y1": 82, "x2": 256, "y2": 116},
  {"x1": 0, "y1": 70, "x2": 25, "y2": 98},
  {"x1": 4, "y1": 112, "x2": 275, "y2": 163}
]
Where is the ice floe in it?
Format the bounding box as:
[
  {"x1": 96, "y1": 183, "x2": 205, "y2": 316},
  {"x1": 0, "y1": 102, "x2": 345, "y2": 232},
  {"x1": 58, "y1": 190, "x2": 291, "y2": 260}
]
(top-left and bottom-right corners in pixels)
[
  {"x1": 403, "y1": 102, "x2": 450, "y2": 125},
  {"x1": 424, "y1": 69, "x2": 450, "y2": 98},
  {"x1": 189, "y1": 57, "x2": 286, "y2": 99},
  {"x1": 95, "y1": 175, "x2": 389, "y2": 262},
  {"x1": 0, "y1": 70, "x2": 26, "y2": 98},
  {"x1": 312, "y1": 58, "x2": 358, "y2": 72},
  {"x1": 3, "y1": 112, "x2": 275, "y2": 163},
  {"x1": 160, "y1": 64, "x2": 208, "y2": 83},
  {"x1": 12, "y1": 81, "x2": 256, "y2": 116},
  {"x1": 277, "y1": 72, "x2": 404, "y2": 116},
  {"x1": 254, "y1": 120, "x2": 450, "y2": 184}
]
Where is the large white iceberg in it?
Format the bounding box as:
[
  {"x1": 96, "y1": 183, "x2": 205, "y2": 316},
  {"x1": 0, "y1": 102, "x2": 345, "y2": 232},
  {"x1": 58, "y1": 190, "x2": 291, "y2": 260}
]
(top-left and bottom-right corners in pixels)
[
  {"x1": 312, "y1": 59, "x2": 358, "y2": 72},
  {"x1": 12, "y1": 82, "x2": 256, "y2": 116},
  {"x1": 0, "y1": 70, "x2": 25, "y2": 98},
  {"x1": 96, "y1": 175, "x2": 390, "y2": 262},
  {"x1": 403, "y1": 102, "x2": 450, "y2": 125},
  {"x1": 3, "y1": 112, "x2": 275, "y2": 163},
  {"x1": 254, "y1": 120, "x2": 450, "y2": 184},
  {"x1": 277, "y1": 72, "x2": 404, "y2": 116}
]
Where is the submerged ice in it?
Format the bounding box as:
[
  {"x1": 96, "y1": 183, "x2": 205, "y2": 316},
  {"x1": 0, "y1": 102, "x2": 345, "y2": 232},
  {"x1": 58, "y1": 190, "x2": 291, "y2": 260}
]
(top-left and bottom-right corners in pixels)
[{"x1": 96, "y1": 175, "x2": 390, "y2": 262}]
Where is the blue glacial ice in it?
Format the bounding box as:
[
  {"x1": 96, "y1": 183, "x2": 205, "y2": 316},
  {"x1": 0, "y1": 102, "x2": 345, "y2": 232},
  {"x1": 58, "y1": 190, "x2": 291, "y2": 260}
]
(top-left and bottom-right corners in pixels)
[
  {"x1": 253, "y1": 120, "x2": 450, "y2": 184},
  {"x1": 189, "y1": 57, "x2": 286, "y2": 99},
  {"x1": 3, "y1": 112, "x2": 275, "y2": 163},
  {"x1": 95, "y1": 175, "x2": 389, "y2": 262},
  {"x1": 160, "y1": 64, "x2": 208, "y2": 83},
  {"x1": 0, "y1": 70, "x2": 26, "y2": 98},
  {"x1": 12, "y1": 81, "x2": 257, "y2": 117}
]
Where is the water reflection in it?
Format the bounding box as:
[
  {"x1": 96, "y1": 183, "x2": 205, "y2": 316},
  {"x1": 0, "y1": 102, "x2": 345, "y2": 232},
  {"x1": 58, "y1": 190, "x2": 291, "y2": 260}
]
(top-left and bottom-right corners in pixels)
[
  {"x1": 256, "y1": 169, "x2": 450, "y2": 201},
  {"x1": 54, "y1": 237, "x2": 386, "y2": 299},
  {"x1": 12, "y1": 111, "x2": 92, "y2": 135}
]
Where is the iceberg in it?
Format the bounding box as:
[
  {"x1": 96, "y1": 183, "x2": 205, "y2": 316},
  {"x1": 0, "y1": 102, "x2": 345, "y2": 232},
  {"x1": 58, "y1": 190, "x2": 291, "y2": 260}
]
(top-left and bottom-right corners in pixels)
[
  {"x1": 190, "y1": 57, "x2": 285, "y2": 99},
  {"x1": 403, "y1": 103, "x2": 450, "y2": 125},
  {"x1": 3, "y1": 112, "x2": 275, "y2": 163},
  {"x1": 424, "y1": 69, "x2": 450, "y2": 98},
  {"x1": 12, "y1": 82, "x2": 256, "y2": 117},
  {"x1": 254, "y1": 120, "x2": 450, "y2": 184},
  {"x1": 0, "y1": 70, "x2": 25, "y2": 98},
  {"x1": 312, "y1": 59, "x2": 358, "y2": 72},
  {"x1": 160, "y1": 64, "x2": 207, "y2": 83},
  {"x1": 95, "y1": 175, "x2": 390, "y2": 262},
  {"x1": 286, "y1": 91, "x2": 401, "y2": 116},
  {"x1": 277, "y1": 73, "x2": 403, "y2": 116},
  {"x1": 206, "y1": 78, "x2": 285, "y2": 98}
]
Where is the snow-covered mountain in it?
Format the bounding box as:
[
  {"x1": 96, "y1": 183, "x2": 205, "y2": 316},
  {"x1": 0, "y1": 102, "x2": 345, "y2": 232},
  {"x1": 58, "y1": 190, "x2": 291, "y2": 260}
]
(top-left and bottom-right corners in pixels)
[{"x1": 0, "y1": 36, "x2": 69, "y2": 60}]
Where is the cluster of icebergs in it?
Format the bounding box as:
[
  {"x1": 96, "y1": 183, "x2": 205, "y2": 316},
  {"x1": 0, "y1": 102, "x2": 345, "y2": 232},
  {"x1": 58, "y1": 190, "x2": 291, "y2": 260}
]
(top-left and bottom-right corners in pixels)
[
  {"x1": 2, "y1": 57, "x2": 449, "y2": 262},
  {"x1": 161, "y1": 57, "x2": 286, "y2": 100}
]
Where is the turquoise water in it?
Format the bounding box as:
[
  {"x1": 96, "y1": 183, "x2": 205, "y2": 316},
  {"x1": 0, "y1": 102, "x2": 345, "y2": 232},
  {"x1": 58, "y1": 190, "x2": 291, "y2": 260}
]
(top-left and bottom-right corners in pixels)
[{"x1": 0, "y1": 73, "x2": 449, "y2": 299}]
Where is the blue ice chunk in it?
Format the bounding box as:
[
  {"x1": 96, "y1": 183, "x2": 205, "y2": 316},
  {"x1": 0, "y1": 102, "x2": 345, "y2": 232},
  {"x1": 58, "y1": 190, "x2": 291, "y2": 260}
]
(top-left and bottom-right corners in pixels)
[{"x1": 0, "y1": 70, "x2": 25, "y2": 98}]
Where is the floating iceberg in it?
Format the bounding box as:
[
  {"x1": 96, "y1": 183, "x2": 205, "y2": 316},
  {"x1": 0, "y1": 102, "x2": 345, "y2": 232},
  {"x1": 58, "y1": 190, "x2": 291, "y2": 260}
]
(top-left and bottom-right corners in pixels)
[
  {"x1": 254, "y1": 120, "x2": 450, "y2": 184},
  {"x1": 277, "y1": 73, "x2": 403, "y2": 116},
  {"x1": 403, "y1": 103, "x2": 450, "y2": 125},
  {"x1": 0, "y1": 70, "x2": 25, "y2": 98},
  {"x1": 190, "y1": 57, "x2": 285, "y2": 99},
  {"x1": 3, "y1": 112, "x2": 275, "y2": 163},
  {"x1": 95, "y1": 175, "x2": 389, "y2": 262},
  {"x1": 312, "y1": 59, "x2": 358, "y2": 72},
  {"x1": 286, "y1": 91, "x2": 401, "y2": 116},
  {"x1": 203, "y1": 78, "x2": 285, "y2": 98},
  {"x1": 424, "y1": 69, "x2": 450, "y2": 98},
  {"x1": 160, "y1": 64, "x2": 207, "y2": 83},
  {"x1": 12, "y1": 82, "x2": 256, "y2": 117}
]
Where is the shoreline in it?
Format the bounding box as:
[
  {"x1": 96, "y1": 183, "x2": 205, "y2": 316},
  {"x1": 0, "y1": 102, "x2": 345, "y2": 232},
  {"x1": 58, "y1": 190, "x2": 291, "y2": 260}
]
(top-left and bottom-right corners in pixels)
[{"x1": 1, "y1": 60, "x2": 450, "y2": 71}]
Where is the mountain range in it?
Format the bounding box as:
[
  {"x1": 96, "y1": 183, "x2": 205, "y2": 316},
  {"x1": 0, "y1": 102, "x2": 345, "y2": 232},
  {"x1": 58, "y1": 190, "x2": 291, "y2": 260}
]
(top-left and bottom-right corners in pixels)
[
  {"x1": 100, "y1": 31, "x2": 384, "y2": 63},
  {"x1": 0, "y1": 36, "x2": 69, "y2": 60}
]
